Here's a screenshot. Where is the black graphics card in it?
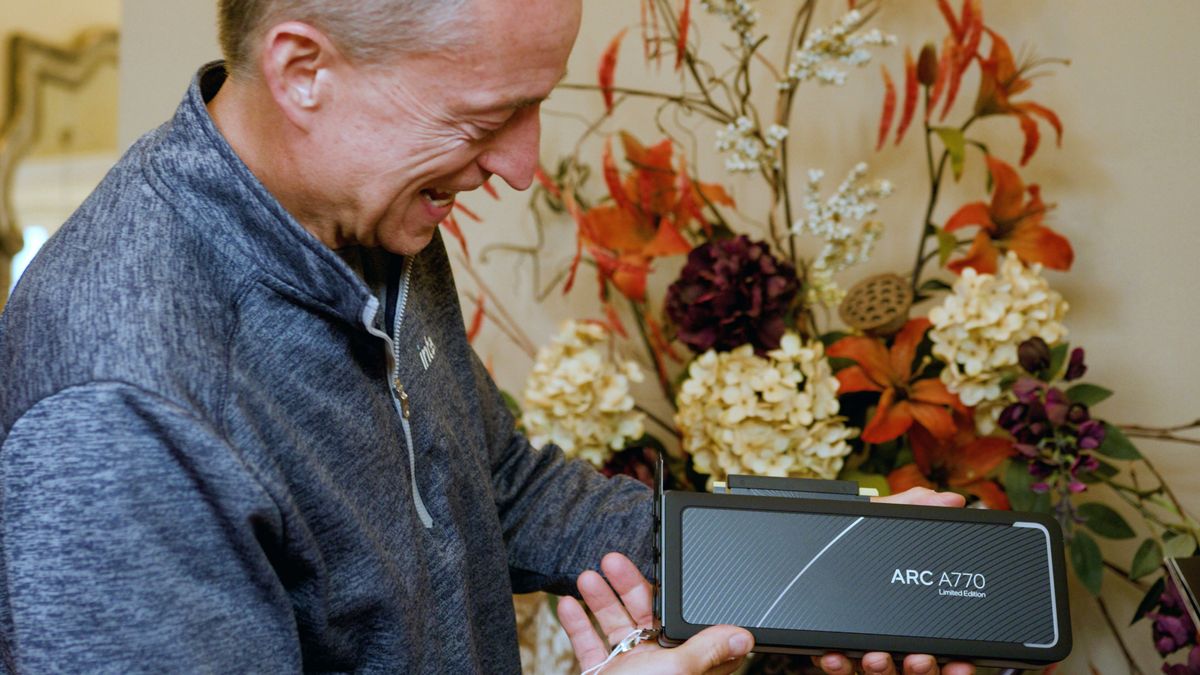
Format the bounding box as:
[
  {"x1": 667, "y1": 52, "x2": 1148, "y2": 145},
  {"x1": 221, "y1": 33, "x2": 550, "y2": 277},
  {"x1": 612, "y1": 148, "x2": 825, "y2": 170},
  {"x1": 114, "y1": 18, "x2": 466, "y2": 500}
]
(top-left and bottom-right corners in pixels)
[{"x1": 655, "y1": 473, "x2": 1072, "y2": 667}]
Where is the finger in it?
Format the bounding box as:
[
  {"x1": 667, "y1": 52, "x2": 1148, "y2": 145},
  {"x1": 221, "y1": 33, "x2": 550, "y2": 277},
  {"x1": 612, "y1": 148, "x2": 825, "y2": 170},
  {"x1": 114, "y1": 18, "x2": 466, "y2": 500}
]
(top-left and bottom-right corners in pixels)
[
  {"x1": 814, "y1": 652, "x2": 854, "y2": 675},
  {"x1": 941, "y1": 661, "x2": 975, "y2": 675},
  {"x1": 600, "y1": 552, "x2": 654, "y2": 627},
  {"x1": 577, "y1": 569, "x2": 635, "y2": 645},
  {"x1": 702, "y1": 656, "x2": 748, "y2": 675},
  {"x1": 875, "y1": 486, "x2": 965, "y2": 507},
  {"x1": 556, "y1": 595, "x2": 610, "y2": 669},
  {"x1": 861, "y1": 651, "x2": 899, "y2": 675},
  {"x1": 902, "y1": 653, "x2": 939, "y2": 675},
  {"x1": 670, "y1": 624, "x2": 753, "y2": 672}
]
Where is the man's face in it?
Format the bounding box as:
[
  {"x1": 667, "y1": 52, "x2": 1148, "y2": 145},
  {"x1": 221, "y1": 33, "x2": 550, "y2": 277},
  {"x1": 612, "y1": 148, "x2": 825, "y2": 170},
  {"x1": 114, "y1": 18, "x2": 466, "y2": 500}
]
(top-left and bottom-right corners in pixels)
[{"x1": 308, "y1": 0, "x2": 582, "y2": 254}]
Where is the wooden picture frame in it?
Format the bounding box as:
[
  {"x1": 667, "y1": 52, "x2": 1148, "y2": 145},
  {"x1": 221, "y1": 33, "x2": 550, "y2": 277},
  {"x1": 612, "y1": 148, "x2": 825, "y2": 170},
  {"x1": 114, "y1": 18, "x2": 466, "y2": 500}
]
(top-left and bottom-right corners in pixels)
[{"x1": 0, "y1": 27, "x2": 118, "y2": 309}]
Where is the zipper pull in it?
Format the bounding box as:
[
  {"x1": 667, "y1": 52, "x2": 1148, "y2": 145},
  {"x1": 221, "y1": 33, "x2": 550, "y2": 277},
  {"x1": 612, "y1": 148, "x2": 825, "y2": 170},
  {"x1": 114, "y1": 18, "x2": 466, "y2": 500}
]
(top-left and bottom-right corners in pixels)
[{"x1": 393, "y1": 378, "x2": 411, "y2": 418}]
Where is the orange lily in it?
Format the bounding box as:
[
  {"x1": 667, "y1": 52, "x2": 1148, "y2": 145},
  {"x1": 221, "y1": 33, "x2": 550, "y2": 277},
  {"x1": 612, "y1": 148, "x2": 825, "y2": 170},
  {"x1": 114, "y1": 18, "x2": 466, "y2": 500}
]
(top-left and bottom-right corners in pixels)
[
  {"x1": 930, "y1": 0, "x2": 984, "y2": 121},
  {"x1": 889, "y1": 415, "x2": 1015, "y2": 509},
  {"x1": 974, "y1": 30, "x2": 1063, "y2": 165},
  {"x1": 944, "y1": 155, "x2": 1073, "y2": 275},
  {"x1": 828, "y1": 318, "x2": 967, "y2": 444},
  {"x1": 568, "y1": 133, "x2": 733, "y2": 302}
]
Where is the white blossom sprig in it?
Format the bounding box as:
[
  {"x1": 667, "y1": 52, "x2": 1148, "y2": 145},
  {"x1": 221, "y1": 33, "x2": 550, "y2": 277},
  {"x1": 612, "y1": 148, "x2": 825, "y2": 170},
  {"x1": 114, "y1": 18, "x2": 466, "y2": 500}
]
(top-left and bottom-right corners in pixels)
[
  {"x1": 715, "y1": 116, "x2": 789, "y2": 173},
  {"x1": 699, "y1": 0, "x2": 760, "y2": 48},
  {"x1": 792, "y1": 162, "x2": 894, "y2": 306},
  {"x1": 781, "y1": 9, "x2": 896, "y2": 89}
]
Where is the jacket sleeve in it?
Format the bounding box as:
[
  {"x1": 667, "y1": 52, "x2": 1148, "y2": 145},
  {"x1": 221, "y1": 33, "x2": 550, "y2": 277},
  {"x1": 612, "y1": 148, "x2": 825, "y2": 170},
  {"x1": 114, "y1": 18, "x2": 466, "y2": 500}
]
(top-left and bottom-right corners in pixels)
[
  {"x1": 0, "y1": 382, "x2": 300, "y2": 673},
  {"x1": 473, "y1": 352, "x2": 656, "y2": 596}
]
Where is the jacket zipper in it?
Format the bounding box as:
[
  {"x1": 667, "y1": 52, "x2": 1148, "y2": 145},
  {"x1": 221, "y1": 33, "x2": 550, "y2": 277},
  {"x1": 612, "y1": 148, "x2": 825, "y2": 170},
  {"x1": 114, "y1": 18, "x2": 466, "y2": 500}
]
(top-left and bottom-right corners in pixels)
[{"x1": 361, "y1": 257, "x2": 433, "y2": 529}]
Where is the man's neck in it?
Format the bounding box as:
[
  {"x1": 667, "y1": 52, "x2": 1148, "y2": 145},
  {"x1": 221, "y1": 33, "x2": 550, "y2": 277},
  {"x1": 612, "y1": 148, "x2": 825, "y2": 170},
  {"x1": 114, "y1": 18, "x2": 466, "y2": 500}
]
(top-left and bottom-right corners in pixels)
[{"x1": 205, "y1": 73, "x2": 336, "y2": 248}]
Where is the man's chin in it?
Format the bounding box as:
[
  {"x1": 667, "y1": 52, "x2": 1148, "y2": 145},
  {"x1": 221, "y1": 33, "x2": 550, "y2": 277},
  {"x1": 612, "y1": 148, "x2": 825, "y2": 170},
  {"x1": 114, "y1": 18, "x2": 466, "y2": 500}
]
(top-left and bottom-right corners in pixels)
[{"x1": 378, "y1": 224, "x2": 438, "y2": 256}]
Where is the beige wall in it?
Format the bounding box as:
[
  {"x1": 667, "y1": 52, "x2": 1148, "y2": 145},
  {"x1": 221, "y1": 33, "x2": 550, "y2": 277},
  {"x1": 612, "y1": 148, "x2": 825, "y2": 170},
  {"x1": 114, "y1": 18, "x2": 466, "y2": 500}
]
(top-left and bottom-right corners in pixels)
[
  {"x1": 113, "y1": 1, "x2": 1199, "y2": 671},
  {"x1": 116, "y1": 0, "x2": 218, "y2": 147}
]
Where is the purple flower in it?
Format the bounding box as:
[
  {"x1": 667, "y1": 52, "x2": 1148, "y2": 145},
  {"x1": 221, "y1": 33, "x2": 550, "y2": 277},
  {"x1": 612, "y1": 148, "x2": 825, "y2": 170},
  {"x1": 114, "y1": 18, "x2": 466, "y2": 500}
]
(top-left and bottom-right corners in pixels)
[
  {"x1": 1078, "y1": 419, "x2": 1106, "y2": 450},
  {"x1": 1044, "y1": 387, "x2": 1069, "y2": 426},
  {"x1": 601, "y1": 447, "x2": 657, "y2": 489},
  {"x1": 1018, "y1": 337, "x2": 1051, "y2": 373},
  {"x1": 1013, "y1": 376, "x2": 1044, "y2": 404},
  {"x1": 1065, "y1": 347, "x2": 1088, "y2": 381},
  {"x1": 1161, "y1": 643, "x2": 1200, "y2": 674},
  {"x1": 1156, "y1": 615, "x2": 1195, "y2": 656},
  {"x1": 1070, "y1": 453, "x2": 1100, "y2": 475},
  {"x1": 665, "y1": 236, "x2": 799, "y2": 355},
  {"x1": 1151, "y1": 579, "x2": 1199, "y2": 658},
  {"x1": 1067, "y1": 402, "x2": 1091, "y2": 425}
]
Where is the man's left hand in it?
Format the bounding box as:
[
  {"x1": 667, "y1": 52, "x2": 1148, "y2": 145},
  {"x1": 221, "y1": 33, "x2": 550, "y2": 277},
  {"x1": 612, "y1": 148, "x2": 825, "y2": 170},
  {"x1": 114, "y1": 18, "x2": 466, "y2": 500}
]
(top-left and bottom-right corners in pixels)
[{"x1": 811, "y1": 486, "x2": 975, "y2": 675}]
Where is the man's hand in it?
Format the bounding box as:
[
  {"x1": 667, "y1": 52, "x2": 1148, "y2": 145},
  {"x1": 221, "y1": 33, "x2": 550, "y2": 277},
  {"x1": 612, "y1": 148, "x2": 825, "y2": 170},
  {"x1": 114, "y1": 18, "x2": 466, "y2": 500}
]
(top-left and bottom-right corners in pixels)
[
  {"x1": 811, "y1": 487, "x2": 975, "y2": 675},
  {"x1": 557, "y1": 552, "x2": 754, "y2": 674}
]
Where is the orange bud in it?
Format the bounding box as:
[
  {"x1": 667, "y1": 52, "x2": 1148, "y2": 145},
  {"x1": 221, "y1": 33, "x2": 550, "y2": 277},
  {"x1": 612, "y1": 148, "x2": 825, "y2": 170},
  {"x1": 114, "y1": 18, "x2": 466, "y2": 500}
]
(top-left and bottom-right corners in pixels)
[{"x1": 917, "y1": 43, "x2": 939, "y2": 87}]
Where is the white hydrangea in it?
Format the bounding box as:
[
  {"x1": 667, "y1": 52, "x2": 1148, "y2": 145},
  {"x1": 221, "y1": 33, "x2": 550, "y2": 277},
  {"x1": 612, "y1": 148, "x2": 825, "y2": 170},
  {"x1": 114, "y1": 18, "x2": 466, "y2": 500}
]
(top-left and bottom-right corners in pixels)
[
  {"x1": 792, "y1": 162, "x2": 892, "y2": 306},
  {"x1": 700, "y1": 0, "x2": 760, "y2": 47},
  {"x1": 675, "y1": 333, "x2": 855, "y2": 483},
  {"x1": 715, "y1": 117, "x2": 788, "y2": 173},
  {"x1": 521, "y1": 321, "x2": 645, "y2": 467},
  {"x1": 929, "y1": 252, "x2": 1069, "y2": 431},
  {"x1": 781, "y1": 9, "x2": 896, "y2": 89}
]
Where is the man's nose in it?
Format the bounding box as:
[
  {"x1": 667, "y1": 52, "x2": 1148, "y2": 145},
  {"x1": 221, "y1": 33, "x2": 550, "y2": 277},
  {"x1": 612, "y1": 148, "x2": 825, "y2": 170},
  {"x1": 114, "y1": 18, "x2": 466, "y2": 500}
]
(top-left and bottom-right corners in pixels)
[{"x1": 476, "y1": 105, "x2": 541, "y2": 191}]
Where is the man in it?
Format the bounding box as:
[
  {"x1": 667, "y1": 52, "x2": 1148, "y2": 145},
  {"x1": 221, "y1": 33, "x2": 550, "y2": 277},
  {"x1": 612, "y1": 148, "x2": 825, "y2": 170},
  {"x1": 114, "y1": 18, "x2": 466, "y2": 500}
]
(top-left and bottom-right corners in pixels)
[{"x1": 0, "y1": 1, "x2": 971, "y2": 673}]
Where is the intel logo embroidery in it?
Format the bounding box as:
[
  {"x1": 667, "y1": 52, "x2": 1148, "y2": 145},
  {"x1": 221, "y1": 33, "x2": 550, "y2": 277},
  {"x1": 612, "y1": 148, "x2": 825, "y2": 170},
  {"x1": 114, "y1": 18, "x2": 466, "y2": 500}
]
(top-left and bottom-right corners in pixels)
[{"x1": 418, "y1": 336, "x2": 437, "y2": 370}]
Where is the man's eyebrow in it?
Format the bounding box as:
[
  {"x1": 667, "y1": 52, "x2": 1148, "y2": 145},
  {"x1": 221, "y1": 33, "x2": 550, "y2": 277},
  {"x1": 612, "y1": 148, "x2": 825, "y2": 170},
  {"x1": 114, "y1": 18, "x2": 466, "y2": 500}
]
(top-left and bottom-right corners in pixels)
[{"x1": 484, "y1": 69, "x2": 569, "y2": 112}]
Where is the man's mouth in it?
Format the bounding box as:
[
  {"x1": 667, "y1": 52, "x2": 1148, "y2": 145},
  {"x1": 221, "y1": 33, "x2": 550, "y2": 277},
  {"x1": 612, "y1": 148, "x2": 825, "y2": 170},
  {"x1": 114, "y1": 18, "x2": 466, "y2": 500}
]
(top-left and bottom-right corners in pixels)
[{"x1": 421, "y1": 188, "x2": 457, "y2": 208}]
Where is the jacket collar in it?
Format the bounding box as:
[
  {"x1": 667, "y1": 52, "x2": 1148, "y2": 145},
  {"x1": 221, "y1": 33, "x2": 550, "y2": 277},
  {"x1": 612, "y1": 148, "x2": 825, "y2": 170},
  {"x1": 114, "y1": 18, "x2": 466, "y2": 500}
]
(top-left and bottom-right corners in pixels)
[{"x1": 141, "y1": 61, "x2": 383, "y2": 328}]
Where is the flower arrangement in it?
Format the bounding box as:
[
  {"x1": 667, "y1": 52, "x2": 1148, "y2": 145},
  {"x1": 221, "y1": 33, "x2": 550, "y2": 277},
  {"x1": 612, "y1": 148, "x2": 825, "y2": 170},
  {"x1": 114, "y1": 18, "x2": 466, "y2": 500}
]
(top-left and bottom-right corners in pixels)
[{"x1": 451, "y1": 1, "x2": 1200, "y2": 671}]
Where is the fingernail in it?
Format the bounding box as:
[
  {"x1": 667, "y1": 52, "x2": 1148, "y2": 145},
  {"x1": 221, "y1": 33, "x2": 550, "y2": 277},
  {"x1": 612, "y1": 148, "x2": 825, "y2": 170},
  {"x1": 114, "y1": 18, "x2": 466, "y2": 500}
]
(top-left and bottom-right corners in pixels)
[
  {"x1": 822, "y1": 654, "x2": 843, "y2": 670},
  {"x1": 863, "y1": 655, "x2": 889, "y2": 674},
  {"x1": 728, "y1": 632, "x2": 751, "y2": 654},
  {"x1": 911, "y1": 656, "x2": 935, "y2": 674}
]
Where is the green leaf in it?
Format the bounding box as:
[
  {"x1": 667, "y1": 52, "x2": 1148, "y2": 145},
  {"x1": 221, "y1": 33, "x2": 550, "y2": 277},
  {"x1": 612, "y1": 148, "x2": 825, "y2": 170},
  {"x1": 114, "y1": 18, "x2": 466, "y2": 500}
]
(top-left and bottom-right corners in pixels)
[
  {"x1": 936, "y1": 228, "x2": 958, "y2": 266},
  {"x1": 819, "y1": 331, "x2": 849, "y2": 348},
  {"x1": 1045, "y1": 343, "x2": 1070, "y2": 381},
  {"x1": 1097, "y1": 423, "x2": 1141, "y2": 460},
  {"x1": 1078, "y1": 502, "x2": 1136, "y2": 539},
  {"x1": 1066, "y1": 384, "x2": 1113, "y2": 407},
  {"x1": 828, "y1": 357, "x2": 858, "y2": 373},
  {"x1": 918, "y1": 278, "x2": 954, "y2": 295},
  {"x1": 1093, "y1": 459, "x2": 1120, "y2": 480},
  {"x1": 1130, "y1": 539, "x2": 1164, "y2": 580},
  {"x1": 933, "y1": 127, "x2": 966, "y2": 180},
  {"x1": 1132, "y1": 576, "x2": 1166, "y2": 625},
  {"x1": 998, "y1": 371, "x2": 1019, "y2": 390},
  {"x1": 500, "y1": 389, "x2": 523, "y2": 419},
  {"x1": 1004, "y1": 460, "x2": 1053, "y2": 513},
  {"x1": 1080, "y1": 459, "x2": 1120, "y2": 484},
  {"x1": 1164, "y1": 532, "x2": 1199, "y2": 559},
  {"x1": 1070, "y1": 530, "x2": 1104, "y2": 596},
  {"x1": 1032, "y1": 491, "x2": 1053, "y2": 513},
  {"x1": 1004, "y1": 460, "x2": 1036, "y2": 512}
]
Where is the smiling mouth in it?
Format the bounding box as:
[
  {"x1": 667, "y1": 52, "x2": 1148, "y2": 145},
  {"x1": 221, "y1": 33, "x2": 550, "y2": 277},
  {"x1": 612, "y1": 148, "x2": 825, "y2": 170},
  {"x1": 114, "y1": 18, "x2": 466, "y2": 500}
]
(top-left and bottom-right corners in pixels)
[{"x1": 421, "y1": 188, "x2": 457, "y2": 208}]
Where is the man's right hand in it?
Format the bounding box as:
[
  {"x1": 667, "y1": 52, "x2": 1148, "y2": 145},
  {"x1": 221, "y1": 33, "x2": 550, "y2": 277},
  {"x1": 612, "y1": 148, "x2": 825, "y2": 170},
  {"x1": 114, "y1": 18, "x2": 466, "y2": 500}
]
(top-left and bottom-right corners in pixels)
[{"x1": 557, "y1": 552, "x2": 753, "y2": 674}]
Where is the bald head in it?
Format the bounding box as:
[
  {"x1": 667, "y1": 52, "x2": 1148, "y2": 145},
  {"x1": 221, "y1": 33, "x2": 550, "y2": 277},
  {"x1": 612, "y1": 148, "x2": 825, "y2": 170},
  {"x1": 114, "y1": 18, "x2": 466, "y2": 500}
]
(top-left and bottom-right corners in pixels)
[{"x1": 218, "y1": 0, "x2": 473, "y2": 77}]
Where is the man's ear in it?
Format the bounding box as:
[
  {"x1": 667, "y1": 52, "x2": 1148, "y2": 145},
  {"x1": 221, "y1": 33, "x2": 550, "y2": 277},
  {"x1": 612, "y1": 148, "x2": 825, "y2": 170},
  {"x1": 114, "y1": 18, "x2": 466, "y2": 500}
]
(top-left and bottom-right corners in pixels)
[{"x1": 258, "y1": 21, "x2": 338, "y2": 128}]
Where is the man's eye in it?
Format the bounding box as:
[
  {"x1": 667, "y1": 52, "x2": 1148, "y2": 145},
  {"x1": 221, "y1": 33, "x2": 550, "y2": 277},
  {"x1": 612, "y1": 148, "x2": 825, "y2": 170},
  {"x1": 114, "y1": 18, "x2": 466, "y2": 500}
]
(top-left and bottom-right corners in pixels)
[{"x1": 470, "y1": 124, "x2": 500, "y2": 139}]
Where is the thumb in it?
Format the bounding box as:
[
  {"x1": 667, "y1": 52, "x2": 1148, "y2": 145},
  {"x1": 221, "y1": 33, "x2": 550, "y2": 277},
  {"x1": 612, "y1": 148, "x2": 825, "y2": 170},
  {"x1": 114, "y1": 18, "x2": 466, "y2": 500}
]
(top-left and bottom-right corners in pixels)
[{"x1": 672, "y1": 625, "x2": 754, "y2": 672}]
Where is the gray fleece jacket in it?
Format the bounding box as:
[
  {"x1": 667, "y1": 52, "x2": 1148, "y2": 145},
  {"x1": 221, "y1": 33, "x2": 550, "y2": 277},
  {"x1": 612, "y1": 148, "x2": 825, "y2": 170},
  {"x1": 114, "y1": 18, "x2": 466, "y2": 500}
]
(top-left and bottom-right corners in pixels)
[{"x1": 0, "y1": 63, "x2": 654, "y2": 673}]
